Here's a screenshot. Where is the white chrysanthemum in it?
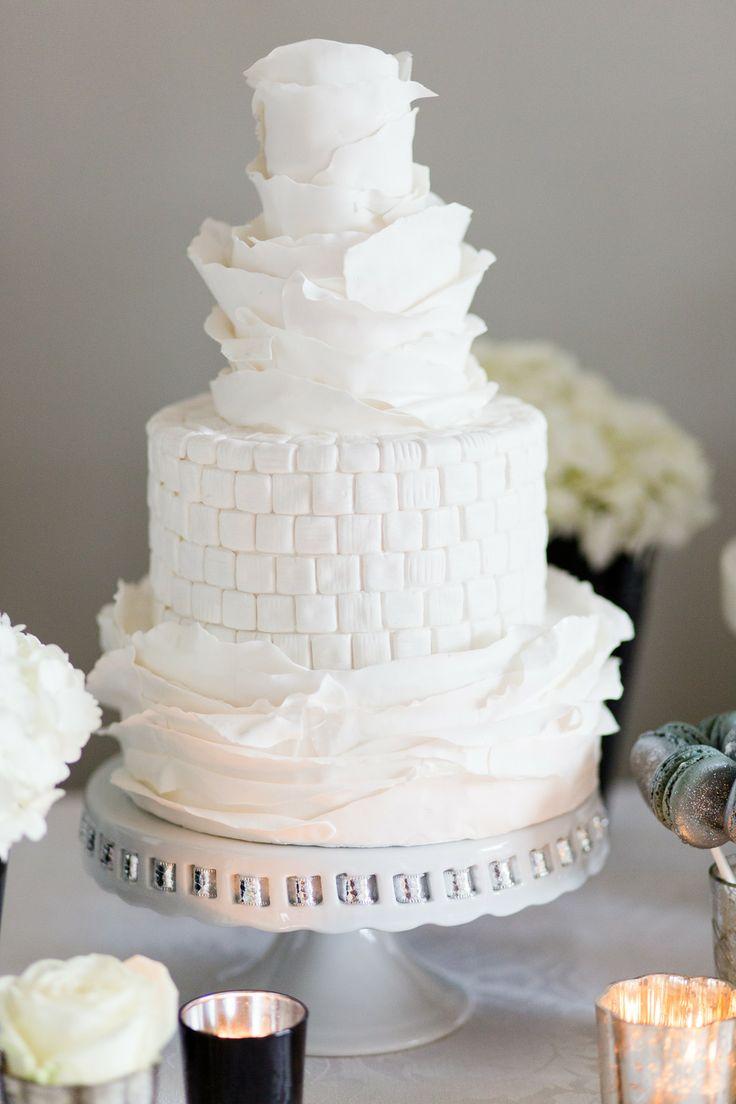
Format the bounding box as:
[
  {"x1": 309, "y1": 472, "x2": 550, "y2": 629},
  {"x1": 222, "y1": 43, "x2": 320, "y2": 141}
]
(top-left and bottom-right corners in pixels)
[
  {"x1": 476, "y1": 340, "x2": 716, "y2": 569},
  {"x1": 0, "y1": 616, "x2": 101, "y2": 860}
]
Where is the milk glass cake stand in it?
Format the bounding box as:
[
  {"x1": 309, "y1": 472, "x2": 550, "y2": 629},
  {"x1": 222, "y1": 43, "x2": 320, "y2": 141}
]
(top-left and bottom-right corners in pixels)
[{"x1": 82, "y1": 758, "x2": 608, "y2": 1056}]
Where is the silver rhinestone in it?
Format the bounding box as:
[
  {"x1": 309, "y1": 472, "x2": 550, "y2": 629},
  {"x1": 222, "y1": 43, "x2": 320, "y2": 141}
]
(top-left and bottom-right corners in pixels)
[
  {"x1": 287, "y1": 875, "x2": 323, "y2": 907},
  {"x1": 443, "y1": 866, "x2": 478, "y2": 900},
  {"x1": 591, "y1": 814, "x2": 608, "y2": 841},
  {"x1": 192, "y1": 866, "x2": 217, "y2": 899},
  {"x1": 79, "y1": 815, "x2": 96, "y2": 854},
  {"x1": 151, "y1": 858, "x2": 176, "y2": 892},
  {"x1": 490, "y1": 856, "x2": 521, "y2": 892},
  {"x1": 235, "y1": 875, "x2": 270, "y2": 907},
  {"x1": 576, "y1": 826, "x2": 592, "y2": 854},
  {"x1": 393, "y1": 872, "x2": 431, "y2": 904},
  {"x1": 120, "y1": 849, "x2": 139, "y2": 883},
  {"x1": 336, "y1": 872, "x2": 378, "y2": 905},
  {"x1": 98, "y1": 835, "x2": 115, "y2": 870},
  {"x1": 530, "y1": 846, "x2": 553, "y2": 879},
  {"x1": 556, "y1": 837, "x2": 575, "y2": 867}
]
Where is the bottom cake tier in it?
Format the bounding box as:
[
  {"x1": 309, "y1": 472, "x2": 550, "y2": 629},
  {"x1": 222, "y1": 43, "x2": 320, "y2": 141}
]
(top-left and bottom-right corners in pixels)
[{"x1": 88, "y1": 567, "x2": 632, "y2": 848}]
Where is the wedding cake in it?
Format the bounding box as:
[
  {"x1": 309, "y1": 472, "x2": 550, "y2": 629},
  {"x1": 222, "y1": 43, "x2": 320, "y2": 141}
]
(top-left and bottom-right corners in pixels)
[{"x1": 89, "y1": 39, "x2": 632, "y2": 848}]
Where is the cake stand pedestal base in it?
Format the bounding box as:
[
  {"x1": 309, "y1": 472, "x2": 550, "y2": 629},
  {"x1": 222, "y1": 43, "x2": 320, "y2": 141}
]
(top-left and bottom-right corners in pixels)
[
  {"x1": 81, "y1": 759, "x2": 609, "y2": 1056},
  {"x1": 235, "y1": 928, "x2": 470, "y2": 1056}
]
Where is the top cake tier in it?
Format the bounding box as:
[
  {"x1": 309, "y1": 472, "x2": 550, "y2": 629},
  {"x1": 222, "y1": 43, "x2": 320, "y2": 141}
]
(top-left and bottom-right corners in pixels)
[{"x1": 188, "y1": 39, "x2": 497, "y2": 435}]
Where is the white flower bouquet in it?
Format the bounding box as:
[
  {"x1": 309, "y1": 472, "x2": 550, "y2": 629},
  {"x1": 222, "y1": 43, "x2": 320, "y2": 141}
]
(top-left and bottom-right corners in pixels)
[
  {"x1": 0, "y1": 616, "x2": 101, "y2": 863},
  {"x1": 475, "y1": 340, "x2": 716, "y2": 570}
]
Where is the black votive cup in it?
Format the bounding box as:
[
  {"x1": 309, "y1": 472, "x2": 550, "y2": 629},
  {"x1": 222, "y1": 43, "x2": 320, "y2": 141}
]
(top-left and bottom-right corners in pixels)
[{"x1": 179, "y1": 990, "x2": 307, "y2": 1104}]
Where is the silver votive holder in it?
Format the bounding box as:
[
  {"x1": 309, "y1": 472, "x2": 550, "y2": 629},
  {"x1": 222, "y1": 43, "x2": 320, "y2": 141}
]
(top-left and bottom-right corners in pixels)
[
  {"x1": 596, "y1": 974, "x2": 736, "y2": 1104},
  {"x1": 710, "y1": 860, "x2": 736, "y2": 985},
  {"x1": 0, "y1": 1063, "x2": 159, "y2": 1103}
]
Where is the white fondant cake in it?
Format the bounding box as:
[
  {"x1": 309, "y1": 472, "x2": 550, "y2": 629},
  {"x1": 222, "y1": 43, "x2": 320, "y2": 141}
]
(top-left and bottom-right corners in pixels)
[{"x1": 90, "y1": 39, "x2": 633, "y2": 847}]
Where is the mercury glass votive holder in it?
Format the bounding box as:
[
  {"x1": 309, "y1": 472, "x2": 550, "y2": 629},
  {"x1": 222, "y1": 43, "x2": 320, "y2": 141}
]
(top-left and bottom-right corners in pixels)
[
  {"x1": 179, "y1": 990, "x2": 307, "y2": 1104},
  {"x1": 710, "y1": 861, "x2": 736, "y2": 985},
  {"x1": 0, "y1": 1064, "x2": 159, "y2": 1104},
  {"x1": 596, "y1": 974, "x2": 736, "y2": 1104}
]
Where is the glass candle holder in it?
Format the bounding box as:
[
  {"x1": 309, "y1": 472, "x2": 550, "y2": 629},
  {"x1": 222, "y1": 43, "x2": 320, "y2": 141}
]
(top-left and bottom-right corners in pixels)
[
  {"x1": 710, "y1": 861, "x2": 736, "y2": 986},
  {"x1": 179, "y1": 990, "x2": 307, "y2": 1104},
  {"x1": 596, "y1": 974, "x2": 736, "y2": 1104}
]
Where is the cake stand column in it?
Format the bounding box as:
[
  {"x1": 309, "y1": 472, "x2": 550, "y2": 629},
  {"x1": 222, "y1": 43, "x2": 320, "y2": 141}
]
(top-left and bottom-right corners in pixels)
[{"x1": 238, "y1": 928, "x2": 472, "y2": 1057}]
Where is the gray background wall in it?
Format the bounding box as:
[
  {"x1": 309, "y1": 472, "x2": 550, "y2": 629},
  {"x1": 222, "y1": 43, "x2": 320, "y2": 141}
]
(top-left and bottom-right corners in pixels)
[{"x1": 2, "y1": 0, "x2": 734, "y2": 785}]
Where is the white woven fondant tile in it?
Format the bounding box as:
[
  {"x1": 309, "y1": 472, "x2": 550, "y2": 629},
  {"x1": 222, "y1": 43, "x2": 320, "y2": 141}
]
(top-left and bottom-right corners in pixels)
[
  {"x1": 352, "y1": 631, "x2": 391, "y2": 668},
  {"x1": 473, "y1": 616, "x2": 504, "y2": 646},
  {"x1": 337, "y1": 514, "x2": 381, "y2": 554},
  {"x1": 216, "y1": 438, "x2": 255, "y2": 472},
  {"x1": 363, "y1": 552, "x2": 405, "y2": 592},
  {"x1": 188, "y1": 503, "x2": 219, "y2": 546},
  {"x1": 457, "y1": 428, "x2": 497, "y2": 461},
  {"x1": 479, "y1": 456, "x2": 507, "y2": 497},
  {"x1": 316, "y1": 554, "x2": 361, "y2": 595},
  {"x1": 338, "y1": 440, "x2": 380, "y2": 473},
  {"x1": 382, "y1": 590, "x2": 424, "y2": 629},
  {"x1": 276, "y1": 555, "x2": 317, "y2": 595},
  {"x1": 161, "y1": 454, "x2": 180, "y2": 493},
  {"x1": 465, "y1": 577, "x2": 499, "y2": 618},
  {"x1": 219, "y1": 510, "x2": 255, "y2": 552},
  {"x1": 496, "y1": 492, "x2": 521, "y2": 532},
  {"x1": 441, "y1": 462, "x2": 479, "y2": 506},
  {"x1": 405, "y1": 549, "x2": 446, "y2": 588},
  {"x1": 235, "y1": 473, "x2": 272, "y2": 514},
  {"x1": 178, "y1": 541, "x2": 205, "y2": 582},
  {"x1": 163, "y1": 493, "x2": 189, "y2": 540},
  {"x1": 294, "y1": 516, "x2": 338, "y2": 554},
  {"x1": 392, "y1": 627, "x2": 432, "y2": 659},
  {"x1": 433, "y1": 623, "x2": 472, "y2": 653},
  {"x1": 272, "y1": 633, "x2": 311, "y2": 667},
  {"x1": 338, "y1": 593, "x2": 383, "y2": 633},
  {"x1": 201, "y1": 468, "x2": 235, "y2": 509},
  {"x1": 295, "y1": 594, "x2": 338, "y2": 634},
  {"x1": 235, "y1": 630, "x2": 258, "y2": 643},
  {"x1": 354, "y1": 472, "x2": 398, "y2": 514},
  {"x1": 426, "y1": 585, "x2": 465, "y2": 626},
  {"x1": 272, "y1": 473, "x2": 312, "y2": 515},
  {"x1": 311, "y1": 634, "x2": 352, "y2": 670},
  {"x1": 222, "y1": 590, "x2": 257, "y2": 631},
  {"x1": 422, "y1": 434, "x2": 462, "y2": 467},
  {"x1": 255, "y1": 514, "x2": 295, "y2": 554},
  {"x1": 204, "y1": 546, "x2": 236, "y2": 589},
  {"x1": 153, "y1": 561, "x2": 174, "y2": 608},
  {"x1": 257, "y1": 594, "x2": 296, "y2": 633},
  {"x1": 446, "y1": 541, "x2": 482, "y2": 583},
  {"x1": 463, "y1": 501, "x2": 496, "y2": 541},
  {"x1": 297, "y1": 440, "x2": 338, "y2": 473},
  {"x1": 253, "y1": 442, "x2": 296, "y2": 474},
  {"x1": 423, "y1": 507, "x2": 461, "y2": 549},
  {"x1": 383, "y1": 510, "x2": 423, "y2": 552},
  {"x1": 506, "y1": 449, "x2": 529, "y2": 487},
  {"x1": 313, "y1": 472, "x2": 354, "y2": 515},
  {"x1": 497, "y1": 572, "x2": 524, "y2": 614},
  {"x1": 187, "y1": 434, "x2": 218, "y2": 466},
  {"x1": 191, "y1": 582, "x2": 223, "y2": 624},
  {"x1": 481, "y1": 533, "x2": 509, "y2": 574},
  {"x1": 236, "y1": 553, "x2": 276, "y2": 594},
  {"x1": 380, "y1": 438, "x2": 422, "y2": 472},
  {"x1": 398, "y1": 469, "x2": 441, "y2": 510}
]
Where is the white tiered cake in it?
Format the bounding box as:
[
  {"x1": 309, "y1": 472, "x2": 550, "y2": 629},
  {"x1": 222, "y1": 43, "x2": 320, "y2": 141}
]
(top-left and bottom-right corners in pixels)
[{"x1": 89, "y1": 39, "x2": 632, "y2": 848}]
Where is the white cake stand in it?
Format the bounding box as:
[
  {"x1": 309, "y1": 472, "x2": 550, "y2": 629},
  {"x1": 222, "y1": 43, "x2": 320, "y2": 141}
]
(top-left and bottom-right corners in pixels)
[{"x1": 82, "y1": 759, "x2": 608, "y2": 1056}]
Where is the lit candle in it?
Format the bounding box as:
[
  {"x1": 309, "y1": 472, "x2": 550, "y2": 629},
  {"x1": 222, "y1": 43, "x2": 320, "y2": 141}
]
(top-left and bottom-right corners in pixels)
[{"x1": 596, "y1": 975, "x2": 736, "y2": 1104}]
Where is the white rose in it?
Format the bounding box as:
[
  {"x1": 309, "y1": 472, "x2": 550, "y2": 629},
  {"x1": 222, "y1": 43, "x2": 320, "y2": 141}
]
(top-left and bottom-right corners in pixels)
[{"x1": 0, "y1": 955, "x2": 178, "y2": 1086}]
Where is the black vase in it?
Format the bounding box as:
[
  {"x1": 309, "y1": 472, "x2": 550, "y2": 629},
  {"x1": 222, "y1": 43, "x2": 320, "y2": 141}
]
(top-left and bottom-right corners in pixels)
[{"x1": 547, "y1": 537, "x2": 654, "y2": 796}]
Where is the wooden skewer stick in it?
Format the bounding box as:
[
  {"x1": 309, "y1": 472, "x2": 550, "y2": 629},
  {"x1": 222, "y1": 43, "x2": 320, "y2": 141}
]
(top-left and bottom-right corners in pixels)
[{"x1": 712, "y1": 847, "x2": 736, "y2": 884}]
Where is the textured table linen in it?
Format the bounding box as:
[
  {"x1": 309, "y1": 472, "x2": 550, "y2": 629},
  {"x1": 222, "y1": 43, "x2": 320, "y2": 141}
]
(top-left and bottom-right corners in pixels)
[{"x1": 0, "y1": 780, "x2": 713, "y2": 1103}]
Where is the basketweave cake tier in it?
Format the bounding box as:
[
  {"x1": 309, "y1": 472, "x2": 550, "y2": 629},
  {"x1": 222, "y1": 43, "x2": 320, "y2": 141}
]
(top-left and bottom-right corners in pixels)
[{"x1": 147, "y1": 393, "x2": 547, "y2": 670}]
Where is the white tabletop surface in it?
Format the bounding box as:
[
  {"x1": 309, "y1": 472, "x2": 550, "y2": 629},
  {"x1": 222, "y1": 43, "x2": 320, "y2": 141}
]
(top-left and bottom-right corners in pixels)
[{"x1": 0, "y1": 779, "x2": 715, "y2": 1104}]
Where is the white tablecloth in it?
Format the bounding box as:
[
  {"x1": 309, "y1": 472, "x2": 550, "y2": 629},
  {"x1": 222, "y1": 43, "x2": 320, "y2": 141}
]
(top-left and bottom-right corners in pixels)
[{"x1": 0, "y1": 780, "x2": 714, "y2": 1103}]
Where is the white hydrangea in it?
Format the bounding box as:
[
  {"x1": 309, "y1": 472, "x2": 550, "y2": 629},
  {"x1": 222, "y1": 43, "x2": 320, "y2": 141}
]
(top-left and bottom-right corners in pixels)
[
  {"x1": 0, "y1": 616, "x2": 101, "y2": 860},
  {"x1": 476, "y1": 340, "x2": 716, "y2": 569}
]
